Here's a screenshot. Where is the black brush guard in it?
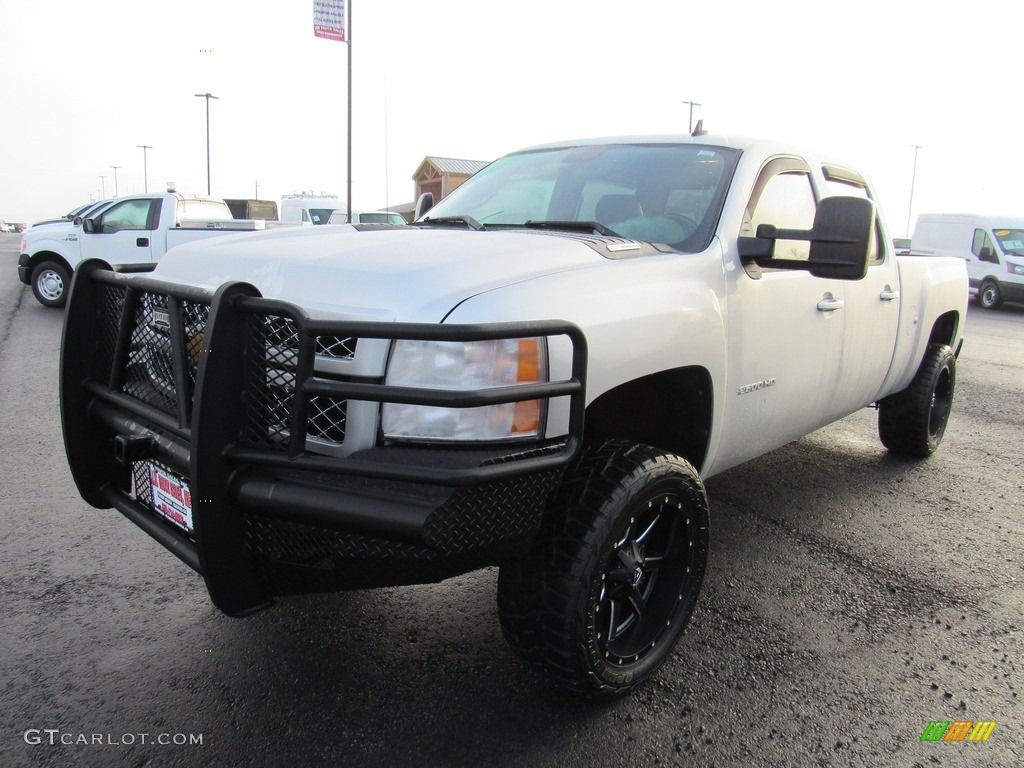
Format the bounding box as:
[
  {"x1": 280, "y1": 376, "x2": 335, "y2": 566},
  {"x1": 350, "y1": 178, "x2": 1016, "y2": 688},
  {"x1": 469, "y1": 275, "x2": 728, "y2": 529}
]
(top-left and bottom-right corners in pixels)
[{"x1": 60, "y1": 261, "x2": 587, "y2": 616}]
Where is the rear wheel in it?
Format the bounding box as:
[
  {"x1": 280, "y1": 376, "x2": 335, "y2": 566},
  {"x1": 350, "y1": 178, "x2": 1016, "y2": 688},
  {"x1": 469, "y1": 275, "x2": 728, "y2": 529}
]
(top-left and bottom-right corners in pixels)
[
  {"x1": 979, "y1": 279, "x2": 1002, "y2": 309},
  {"x1": 878, "y1": 344, "x2": 956, "y2": 457},
  {"x1": 499, "y1": 441, "x2": 709, "y2": 698},
  {"x1": 31, "y1": 261, "x2": 70, "y2": 308}
]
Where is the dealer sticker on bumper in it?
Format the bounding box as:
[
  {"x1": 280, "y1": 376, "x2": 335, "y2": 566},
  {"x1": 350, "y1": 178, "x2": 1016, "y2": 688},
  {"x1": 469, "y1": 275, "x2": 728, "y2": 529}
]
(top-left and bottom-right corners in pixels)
[{"x1": 149, "y1": 464, "x2": 194, "y2": 534}]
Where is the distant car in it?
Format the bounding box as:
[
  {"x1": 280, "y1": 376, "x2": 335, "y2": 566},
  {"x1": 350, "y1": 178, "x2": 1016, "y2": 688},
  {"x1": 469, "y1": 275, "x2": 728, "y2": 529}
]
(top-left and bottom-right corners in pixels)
[
  {"x1": 893, "y1": 237, "x2": 911, "y2": 255},
  {"x1": 328, "y1": 210, "x2": 407, "y2": 226},
  {"x1": 0, "y1": 221, "x2": 11, "y2": 233}
]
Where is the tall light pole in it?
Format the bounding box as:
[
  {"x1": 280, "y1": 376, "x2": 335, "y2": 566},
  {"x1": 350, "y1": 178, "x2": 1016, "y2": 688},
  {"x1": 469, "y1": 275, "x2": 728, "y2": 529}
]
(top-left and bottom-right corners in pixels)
[
  {"x1": 906, "y1": 144, "x2": 922, "y2": 237},
  {"x1": 99, "y1": 175, "x2": 107, "y2": 199},
  {"x1": 682, "y1": 100, "x2": 702, "y2": 133},
  {"x1": 137, "y1": 145, "x2": 152, "y2": 193},
  {"x1": 110, "y1": 165, "x2": 121, "y2": 197},
  {"x1": 194, "y1": 92, "x2": 219, "y2": 195}
]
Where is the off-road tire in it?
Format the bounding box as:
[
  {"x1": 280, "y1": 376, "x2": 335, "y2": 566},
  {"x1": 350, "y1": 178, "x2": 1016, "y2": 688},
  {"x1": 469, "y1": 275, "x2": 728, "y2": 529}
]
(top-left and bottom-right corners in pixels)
[
  {"x1": 878, "y1": 344, "x2": 956, "y2": 457},
  {"x1": 499, "y1": 440, "x2": 709, "y2": 698},
  {"x1": 31, "y1": 261, "x2": 70, "y2": 308}
]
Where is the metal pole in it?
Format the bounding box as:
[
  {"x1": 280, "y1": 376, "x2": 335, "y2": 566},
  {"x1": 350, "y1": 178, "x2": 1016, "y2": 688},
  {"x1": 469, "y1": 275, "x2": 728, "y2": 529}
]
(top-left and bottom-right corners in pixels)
[
  {"x1": 110, "y1": 166, "x2": 121, "y2": 197},
  {"x1": 99, "y1": 175, "x2": 106, "y2": 198},
  {"x1": 195, "y1": 93, "x2": 219, "y2": 195},
  {"x1": 682, "y1": 100, "x2": 702, "y2": 133},
  {"x1": 137, "y1": 145, "x2": 151, "y2": 193},
  {"x1": 906, "y1": 144, "x2": 922, "y2": 238},
  {"x1": 346, "y1": 2, "x2": 353, "y2": 223}
]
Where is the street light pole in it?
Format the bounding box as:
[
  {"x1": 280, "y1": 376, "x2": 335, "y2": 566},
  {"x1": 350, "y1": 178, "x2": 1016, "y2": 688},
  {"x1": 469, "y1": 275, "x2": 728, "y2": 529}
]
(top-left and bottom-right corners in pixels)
[
  {"x1": 906, "y1": 144, "x2": 922, "y2": 238},
  {"x1": 137, "y1": 145, "x2": 152, "y2": 193},
  {"x1": 194, "y1": 92, "x2": 219, "y2": 195},
  {"x1": 99, "y1": 175, "x2": 107, "y2": 199},
  {"x1": 110, "y1": 165, "x2": 121, "y2": 197},
  {"x1": 682, "y1": 100, "x2": 702, "y2": 133}
]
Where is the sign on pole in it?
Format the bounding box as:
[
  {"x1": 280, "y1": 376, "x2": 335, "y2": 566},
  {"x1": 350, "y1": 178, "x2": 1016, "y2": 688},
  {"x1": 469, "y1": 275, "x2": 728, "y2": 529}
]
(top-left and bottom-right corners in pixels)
[{"x1": 313, "y1": 0, "x2": 346, "y2": 42}]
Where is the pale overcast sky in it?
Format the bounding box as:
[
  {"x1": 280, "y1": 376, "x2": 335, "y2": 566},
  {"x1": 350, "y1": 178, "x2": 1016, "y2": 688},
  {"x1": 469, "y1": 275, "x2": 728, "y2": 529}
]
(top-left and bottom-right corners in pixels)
[{"x1": 1, "y1": 0, "x2": 1021, "y2": 235}]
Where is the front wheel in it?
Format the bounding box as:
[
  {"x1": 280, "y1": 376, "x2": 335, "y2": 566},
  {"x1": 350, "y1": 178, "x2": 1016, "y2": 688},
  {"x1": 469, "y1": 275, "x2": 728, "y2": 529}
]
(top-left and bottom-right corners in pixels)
[
  {"x1": 30, "y1": 261, "x2": 70, "y2": 308},
  {"x1": 504, "y1": 441, "x2": 709, "y2": 698},
  {"x1": 978, "y1": 280, "x2": 1002, "y2": 309},
  {"x1": 878, "y1": 344, "x2": 956, "y2": 457}
]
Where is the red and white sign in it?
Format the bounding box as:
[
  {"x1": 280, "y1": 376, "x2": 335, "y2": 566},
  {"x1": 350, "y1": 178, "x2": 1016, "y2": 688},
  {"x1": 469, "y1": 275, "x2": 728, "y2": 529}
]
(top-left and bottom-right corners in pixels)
[
  {"x1": 314, "y1": 0, "x2": 347, "y2": 42},
  {"x1": 150, "y1": 464, "x2": 194, "y2": 534}
]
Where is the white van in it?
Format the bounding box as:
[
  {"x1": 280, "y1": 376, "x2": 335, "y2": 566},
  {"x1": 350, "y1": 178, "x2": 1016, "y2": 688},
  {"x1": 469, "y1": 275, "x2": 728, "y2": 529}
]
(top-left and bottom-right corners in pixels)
[
  {"x1": 911, "y1": 213, "x2": 1024, "y2": 308},
  {"x1": 327, "y1": 209, "x2": 406, "y2": 226},
  {"x1": 280, "y1": 194, "x2": 343, "y2": 225}
]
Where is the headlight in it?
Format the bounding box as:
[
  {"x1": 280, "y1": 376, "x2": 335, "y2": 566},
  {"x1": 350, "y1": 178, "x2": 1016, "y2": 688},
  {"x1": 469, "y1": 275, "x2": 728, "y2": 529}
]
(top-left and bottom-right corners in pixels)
[
  {"x1": 382, "y1": 337, "x2": 547, "y2": 442},
  {"x1": 1008, "y1": 262, "x2": 1024, "y2": 275}
]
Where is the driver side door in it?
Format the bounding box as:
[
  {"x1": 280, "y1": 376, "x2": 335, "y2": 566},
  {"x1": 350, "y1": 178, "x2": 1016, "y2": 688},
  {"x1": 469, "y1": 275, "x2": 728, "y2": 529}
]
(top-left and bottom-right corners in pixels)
[
  {"x1": 81, "y1": 198, "x2": 160, "y2": 266},
  {"x1": 716, "y1": 157, "x2": 845, "y2": 471}
]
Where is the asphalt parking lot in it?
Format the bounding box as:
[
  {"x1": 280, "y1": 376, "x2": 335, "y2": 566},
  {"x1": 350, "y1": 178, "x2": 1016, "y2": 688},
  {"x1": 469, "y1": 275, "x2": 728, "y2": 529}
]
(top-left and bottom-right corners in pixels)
[{"x1": 0, "y1": 231, "x2": 1021, "y2": 767}]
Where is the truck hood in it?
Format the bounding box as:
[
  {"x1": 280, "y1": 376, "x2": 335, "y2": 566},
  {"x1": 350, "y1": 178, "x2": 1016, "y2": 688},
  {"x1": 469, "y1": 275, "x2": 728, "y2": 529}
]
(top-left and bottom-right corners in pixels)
[{"x1": 154, "y1": 226, "x2": 621, "y2": 321}]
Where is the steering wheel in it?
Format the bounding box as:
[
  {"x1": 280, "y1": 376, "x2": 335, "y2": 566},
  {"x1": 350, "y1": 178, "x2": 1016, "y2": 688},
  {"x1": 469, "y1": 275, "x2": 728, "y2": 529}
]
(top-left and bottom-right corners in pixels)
[{"x1": 662, "y1": 213, "x2": 699, "y2": 235}]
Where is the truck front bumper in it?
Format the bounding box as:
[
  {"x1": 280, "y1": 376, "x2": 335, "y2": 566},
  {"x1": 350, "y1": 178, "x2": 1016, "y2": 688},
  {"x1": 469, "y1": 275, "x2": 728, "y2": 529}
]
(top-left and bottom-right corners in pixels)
[{"x1": 61, "y1": 261, "x2": 587, "y2": 616}]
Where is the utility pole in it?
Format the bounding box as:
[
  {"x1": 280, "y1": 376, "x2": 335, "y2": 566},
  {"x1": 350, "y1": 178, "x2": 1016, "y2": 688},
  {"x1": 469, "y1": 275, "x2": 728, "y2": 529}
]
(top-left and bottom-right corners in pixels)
[
  {"x1": 137, "y1": 145, "x2": 152, "y2": 193},
  {"x1": 194, "y1": 92, "x2": 220, "y2": 195},
  {"x1": 346, "y1": 3, "x2": 353, "y2": 223},
  {"x1": 682, "y1": 100, "x2": 702, "y2": 133},
  {"x1": 110, "y1": 165, "x2": 121, "y2": 197},
  {"x1": 906, "y1": 144, "x2": 922, "y2": 238}
]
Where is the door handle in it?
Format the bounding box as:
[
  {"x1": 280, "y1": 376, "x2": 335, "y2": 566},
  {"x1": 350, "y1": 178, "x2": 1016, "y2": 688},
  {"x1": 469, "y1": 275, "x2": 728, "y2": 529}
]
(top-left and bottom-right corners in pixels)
[
  {"x1": 136, "y1": 237, "x2": 149, "y2": 247},
  {"x1": 879, "y1": 286, "x2": 899, "y2": 301},
  {"x1": 817, "y1": 296, "x2": 845, "y2": 312}
]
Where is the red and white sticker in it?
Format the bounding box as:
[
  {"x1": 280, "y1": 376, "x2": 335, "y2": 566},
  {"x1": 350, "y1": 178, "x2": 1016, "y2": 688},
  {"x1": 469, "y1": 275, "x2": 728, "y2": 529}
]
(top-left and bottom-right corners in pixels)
[{"x1": 149, "y1": 464, "x2": 194, "y2": 534}]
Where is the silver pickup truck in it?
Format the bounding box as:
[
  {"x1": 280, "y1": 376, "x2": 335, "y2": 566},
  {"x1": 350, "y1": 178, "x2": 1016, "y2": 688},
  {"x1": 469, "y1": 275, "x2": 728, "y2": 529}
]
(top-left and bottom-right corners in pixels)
[{"x1": 60, "y1": 132, "x2": 968, "y2": 697}]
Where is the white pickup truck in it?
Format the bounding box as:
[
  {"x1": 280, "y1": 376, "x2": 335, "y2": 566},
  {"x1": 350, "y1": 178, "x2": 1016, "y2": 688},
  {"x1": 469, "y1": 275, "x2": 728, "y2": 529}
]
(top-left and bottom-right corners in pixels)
[
  {"x1": 60, "y1": 133, "x2": 968, "y2": 698},
  {"x1": 18, "y1": 192, "x2": 273, "y2": 307}
]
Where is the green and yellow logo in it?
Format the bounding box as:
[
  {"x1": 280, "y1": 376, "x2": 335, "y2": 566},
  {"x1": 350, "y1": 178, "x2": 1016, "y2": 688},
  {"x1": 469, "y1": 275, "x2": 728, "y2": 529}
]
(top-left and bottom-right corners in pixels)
[{"x1": 920, "y1": 721, "x2": 996, "y2": 742}]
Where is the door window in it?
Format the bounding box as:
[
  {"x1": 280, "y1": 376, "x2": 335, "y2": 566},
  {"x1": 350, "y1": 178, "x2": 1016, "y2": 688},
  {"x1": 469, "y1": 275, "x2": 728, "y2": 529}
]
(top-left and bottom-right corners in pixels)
[
  {"x1": 972, "y1": 229, "x2": 999, "y2": 262},
  {"x1": 96, "y1": 199, "x2": 157, "y2": 233},
  {"x1": 748, "y1": 171, "x2": 816, "y2": 261}
]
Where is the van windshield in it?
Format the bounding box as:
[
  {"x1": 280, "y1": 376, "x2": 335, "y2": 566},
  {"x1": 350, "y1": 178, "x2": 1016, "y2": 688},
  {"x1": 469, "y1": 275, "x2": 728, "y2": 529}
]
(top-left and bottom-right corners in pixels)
[
  {"x1": 421, "y1": 142, "x2": 739, "y2": 252},
  {"x1": 993, "y1": 228, "x2": 1024, "y2": 256},
  {"x1": 309, "y1": 208, "x2": 338, "y2": 224}
]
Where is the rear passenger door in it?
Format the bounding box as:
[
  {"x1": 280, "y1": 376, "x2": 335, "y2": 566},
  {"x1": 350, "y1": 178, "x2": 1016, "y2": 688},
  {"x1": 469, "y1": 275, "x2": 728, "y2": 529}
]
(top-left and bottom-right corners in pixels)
[{"x1": 819, "y1": 165, "x2": 900, "y2": 409}]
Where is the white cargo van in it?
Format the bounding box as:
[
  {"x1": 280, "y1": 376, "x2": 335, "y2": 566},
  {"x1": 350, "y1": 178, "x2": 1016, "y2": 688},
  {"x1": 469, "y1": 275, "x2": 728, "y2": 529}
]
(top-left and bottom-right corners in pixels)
[
  {"x1": 911, "y1": 213, "x2": 1024, "y2": 308},
  {"x1": 280, "y1": 194, "x2": 343, "y2": 225}
]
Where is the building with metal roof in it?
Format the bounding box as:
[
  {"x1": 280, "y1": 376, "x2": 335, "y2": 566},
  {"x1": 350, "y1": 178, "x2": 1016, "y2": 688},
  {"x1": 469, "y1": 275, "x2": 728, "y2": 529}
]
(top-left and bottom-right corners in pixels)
[{"x1": 412, "y1": 156, "x2": 490, "y2": 206}]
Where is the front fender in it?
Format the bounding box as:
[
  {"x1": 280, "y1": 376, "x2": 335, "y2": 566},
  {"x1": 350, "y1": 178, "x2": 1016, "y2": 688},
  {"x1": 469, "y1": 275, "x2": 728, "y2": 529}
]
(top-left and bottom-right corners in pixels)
[
  {"x1": 23, "y1": 232, "x2": 80, "y2": 271},
  {"x1": 444, "y1": 246, "x2": 728, "y2": 443}
]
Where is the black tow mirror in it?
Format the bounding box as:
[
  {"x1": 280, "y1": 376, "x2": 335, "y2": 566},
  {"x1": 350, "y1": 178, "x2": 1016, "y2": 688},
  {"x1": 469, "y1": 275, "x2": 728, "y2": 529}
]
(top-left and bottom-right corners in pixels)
[
  {"x1": 82, "y1": 218, "x2": 96, "y2": 233},
  {"x1": 739, "y1": 196, "x2": 874, "y2": 281},
  {"x1": 806, "y1": 196, "x2": 874, "y2": 280},
  {"x1": 414, "y1": 192, "x2": 434, "y2": 220}
]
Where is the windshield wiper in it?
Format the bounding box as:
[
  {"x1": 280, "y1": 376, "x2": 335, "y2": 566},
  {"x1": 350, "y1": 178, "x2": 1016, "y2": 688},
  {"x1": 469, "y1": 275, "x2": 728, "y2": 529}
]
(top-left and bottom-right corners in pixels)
[
  {"x1": 523, "y1": 220, "x2": 619, "y2": 237},
  {"x1": 419, "y1": 215, "x2": 485, "y2": 231}
]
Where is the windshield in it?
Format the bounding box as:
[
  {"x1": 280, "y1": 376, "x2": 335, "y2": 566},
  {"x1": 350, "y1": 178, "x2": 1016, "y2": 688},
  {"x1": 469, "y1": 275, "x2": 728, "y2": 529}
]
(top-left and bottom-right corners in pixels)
[
  {"x1": 422, "y1": 143, "x2": 739, "y2": 252},
  {"x1": 992, "y1": 228, "x2": 1024, "y2": 256},
  {"x1": 309, "y1": 208, "x2": 338, "y2": 224}
]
